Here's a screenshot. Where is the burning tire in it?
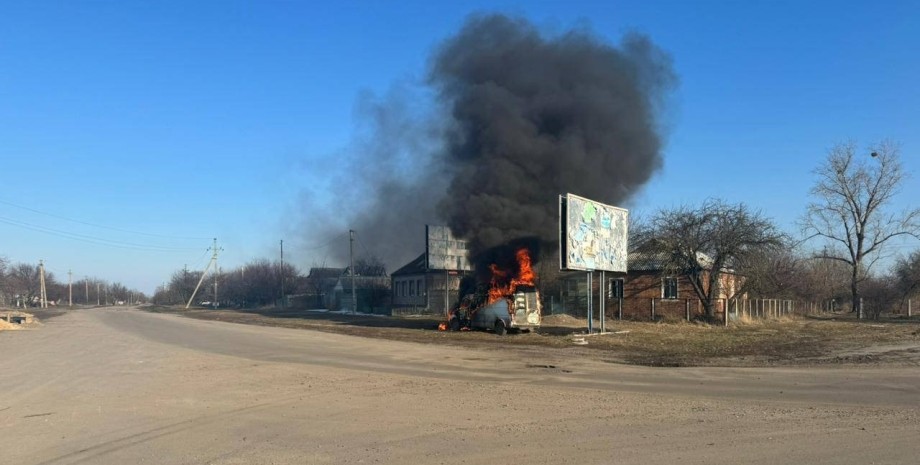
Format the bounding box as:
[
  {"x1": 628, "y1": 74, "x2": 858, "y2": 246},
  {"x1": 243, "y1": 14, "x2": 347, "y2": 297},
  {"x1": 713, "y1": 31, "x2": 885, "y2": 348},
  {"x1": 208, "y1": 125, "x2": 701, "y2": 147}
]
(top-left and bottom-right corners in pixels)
[
  {"x1": 494, "y1": 319, "x2": 507, "y2": 336},
  {"x1": 448, "y1": 316, "x2": 461, "y2": 332}
]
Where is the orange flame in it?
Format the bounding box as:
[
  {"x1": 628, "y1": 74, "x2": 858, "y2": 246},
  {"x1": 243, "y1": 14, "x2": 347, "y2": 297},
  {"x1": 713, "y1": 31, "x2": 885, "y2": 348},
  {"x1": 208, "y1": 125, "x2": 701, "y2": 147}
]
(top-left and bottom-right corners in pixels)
[{"x1": 486, "y1": 248, "x2": 537, "y2": 304}]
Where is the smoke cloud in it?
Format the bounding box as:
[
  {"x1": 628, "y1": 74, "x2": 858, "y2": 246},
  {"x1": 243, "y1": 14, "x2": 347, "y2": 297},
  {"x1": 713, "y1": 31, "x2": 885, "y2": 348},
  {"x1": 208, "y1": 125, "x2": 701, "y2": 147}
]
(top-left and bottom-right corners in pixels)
[
  {"x1": 432, "y1": 14, "x2": 676, "y2": 259},
  {"x1": 298, "y1": 13, "x2": 676, "y2": 271}
]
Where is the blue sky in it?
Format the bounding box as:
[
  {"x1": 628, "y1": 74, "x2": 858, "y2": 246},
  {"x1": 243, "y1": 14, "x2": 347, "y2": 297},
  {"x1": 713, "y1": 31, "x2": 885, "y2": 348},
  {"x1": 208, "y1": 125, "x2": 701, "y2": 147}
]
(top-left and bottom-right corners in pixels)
[{"x1": 1, "y1": 0, "x2": 918, "y2": 294}]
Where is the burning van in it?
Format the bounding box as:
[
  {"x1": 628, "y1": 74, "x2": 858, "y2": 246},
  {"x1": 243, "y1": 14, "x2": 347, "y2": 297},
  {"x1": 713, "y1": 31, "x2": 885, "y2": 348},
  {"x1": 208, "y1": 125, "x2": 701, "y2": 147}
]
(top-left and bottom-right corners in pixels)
[{"x1": 443, "y1": 247, "x2": 543, "y2": 335}]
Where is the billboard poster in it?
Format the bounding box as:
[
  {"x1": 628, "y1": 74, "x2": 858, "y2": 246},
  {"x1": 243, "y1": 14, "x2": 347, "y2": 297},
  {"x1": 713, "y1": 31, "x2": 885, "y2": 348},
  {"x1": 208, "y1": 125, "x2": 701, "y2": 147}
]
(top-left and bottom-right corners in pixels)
[
  {"x1": 559, "y1": 193, "x2": 628, "y2": 272},
  {"x1": 425, "y1": 225, "x2": 472, "y2": 271}
]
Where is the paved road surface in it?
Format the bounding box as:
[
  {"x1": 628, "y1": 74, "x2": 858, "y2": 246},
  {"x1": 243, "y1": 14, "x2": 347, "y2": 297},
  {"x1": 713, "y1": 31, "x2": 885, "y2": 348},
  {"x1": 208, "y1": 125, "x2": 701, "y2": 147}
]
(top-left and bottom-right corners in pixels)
[{"x1": 1, "y1": 308, "x2": 917, "y2": 464}]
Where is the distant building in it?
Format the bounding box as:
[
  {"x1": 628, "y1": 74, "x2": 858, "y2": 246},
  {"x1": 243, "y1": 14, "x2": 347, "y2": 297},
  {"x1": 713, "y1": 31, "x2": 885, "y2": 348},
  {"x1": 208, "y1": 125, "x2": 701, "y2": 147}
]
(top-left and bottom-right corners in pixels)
[
  {"x1": 390, "y1": 258, "x2": 469, "y2": 316},
  {"x1": 292, "y1": 267, "x2": 345, "y2": 310},
  {"x1": 390, "y1": 226, "x2": 472, "y2": 316},
  {"x1": 333, "y1": 274, "x2": 390, "y2": 314}
]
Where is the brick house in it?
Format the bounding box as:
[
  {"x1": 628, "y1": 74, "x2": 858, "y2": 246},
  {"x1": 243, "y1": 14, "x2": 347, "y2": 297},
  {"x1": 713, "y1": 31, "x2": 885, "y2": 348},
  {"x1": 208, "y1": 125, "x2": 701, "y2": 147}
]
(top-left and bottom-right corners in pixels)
[{"x1": 601, "y1": 252, "x2": 743, "y2": 321}]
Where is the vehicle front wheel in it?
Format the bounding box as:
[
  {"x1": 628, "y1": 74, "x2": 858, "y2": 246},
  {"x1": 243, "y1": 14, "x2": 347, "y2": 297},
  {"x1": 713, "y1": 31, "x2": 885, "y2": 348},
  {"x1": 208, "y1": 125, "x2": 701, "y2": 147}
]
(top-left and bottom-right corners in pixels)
[{"x1": 494, "y1": 320, "x2": 507, "y2": 336}]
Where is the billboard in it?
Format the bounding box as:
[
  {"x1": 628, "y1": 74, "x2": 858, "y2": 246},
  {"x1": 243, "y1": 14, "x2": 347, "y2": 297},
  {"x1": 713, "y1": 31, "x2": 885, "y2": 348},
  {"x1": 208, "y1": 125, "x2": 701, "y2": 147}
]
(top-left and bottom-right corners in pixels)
[
  {"x1": 425, "y1": 225, "x2": 472, "y2": 271},
  {"x1": 559, "y1": 194, "x2": 628, "y2": 272}
]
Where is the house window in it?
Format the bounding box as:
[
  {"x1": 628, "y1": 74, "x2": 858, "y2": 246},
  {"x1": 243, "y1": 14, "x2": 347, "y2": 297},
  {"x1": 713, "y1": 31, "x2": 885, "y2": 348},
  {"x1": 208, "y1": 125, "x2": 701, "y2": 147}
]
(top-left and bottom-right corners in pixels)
[
  {"x1": 417, "y1": 279, "x2": 423, "y2": 296},
  {"x1": 409, "y1": 280, "x2": 415, "y2": 296},
  {"x1": 662, "y1": 277, "x2": 678, "y2": 299},
  {"x1": 608, "y1": 278, "x2": 624, "y2": 299}
]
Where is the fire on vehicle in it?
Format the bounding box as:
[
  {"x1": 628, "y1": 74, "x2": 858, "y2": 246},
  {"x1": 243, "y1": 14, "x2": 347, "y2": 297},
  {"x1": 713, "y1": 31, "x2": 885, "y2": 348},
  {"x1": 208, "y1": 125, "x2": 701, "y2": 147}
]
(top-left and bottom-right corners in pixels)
[{"x1": 439, "y1": 247, "x2": 542, "y2": 335}]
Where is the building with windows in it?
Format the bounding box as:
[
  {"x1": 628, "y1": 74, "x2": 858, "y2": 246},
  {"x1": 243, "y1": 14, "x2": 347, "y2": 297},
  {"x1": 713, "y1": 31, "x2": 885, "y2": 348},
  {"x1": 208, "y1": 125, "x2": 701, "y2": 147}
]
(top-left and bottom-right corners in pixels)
[
  {"x1": 390, "y1": 253, "x2": 468, "y2": 316},
  {"x1": 613, "y1": 252, "x2": 742, "y2": 320},
  {"x1": 389, "y1": 226, "x2": 472, "y2": 316},
  {"x1": 556, "y1": 252, "x2": 743, "y2": 321}
]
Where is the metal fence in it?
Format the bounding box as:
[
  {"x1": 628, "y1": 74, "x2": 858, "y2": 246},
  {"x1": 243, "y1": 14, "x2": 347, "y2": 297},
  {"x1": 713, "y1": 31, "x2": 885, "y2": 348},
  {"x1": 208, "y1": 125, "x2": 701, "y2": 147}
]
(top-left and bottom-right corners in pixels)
[{"x1": 548, "y1": 295, "x2": 822, "y2": 325}]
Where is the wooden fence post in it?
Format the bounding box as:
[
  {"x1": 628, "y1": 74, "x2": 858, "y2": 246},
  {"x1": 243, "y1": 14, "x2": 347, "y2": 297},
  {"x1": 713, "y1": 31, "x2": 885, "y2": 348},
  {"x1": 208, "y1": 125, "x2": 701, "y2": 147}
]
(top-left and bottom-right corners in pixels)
[
  {"x1": 685, "y1": 299, "x2": 691, "y2": 322},
  {"x1": 651, "y1": 298, "x2": 656, "y2": 321}
]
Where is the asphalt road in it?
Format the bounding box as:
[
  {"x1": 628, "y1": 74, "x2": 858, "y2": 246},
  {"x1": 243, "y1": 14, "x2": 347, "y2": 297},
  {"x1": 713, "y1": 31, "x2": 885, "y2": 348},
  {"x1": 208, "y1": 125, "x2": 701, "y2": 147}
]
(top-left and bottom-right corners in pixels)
[{"x1": 1, "y1": 308, "x2": 918, "y2": 465}]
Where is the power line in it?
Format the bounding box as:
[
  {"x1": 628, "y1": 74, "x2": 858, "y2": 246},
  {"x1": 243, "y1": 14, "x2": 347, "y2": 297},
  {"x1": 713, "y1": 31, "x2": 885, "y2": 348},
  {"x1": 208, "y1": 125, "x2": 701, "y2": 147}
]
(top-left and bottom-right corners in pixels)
[
  {"x1": 354, "y1": 231, "x2": 376, "y2": 260},
  {"x1": 301, "y1": 232, "x2": 349, "y2": 251},
  {"x1": 0, "y1": 215, "x2": 202, "y2": 252},
  {"x1": 0, "y1": 198, "x2": 210, "y2": 241}
]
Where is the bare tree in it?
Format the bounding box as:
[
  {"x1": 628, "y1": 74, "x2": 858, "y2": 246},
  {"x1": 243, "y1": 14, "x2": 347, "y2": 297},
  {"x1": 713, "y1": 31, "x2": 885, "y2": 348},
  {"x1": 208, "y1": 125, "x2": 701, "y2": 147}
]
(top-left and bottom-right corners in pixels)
[
  {"x1": 802, "y1": 140, "x2": 920, "y2": 318},
  {"x1": 740, "y1": 247, "x2": 804, "y2": 299},
  {"x1": 352, "y1": 256, "x2": 387, "y2": 276},
  {"x1": 634, "y1": 199, "x2": 785, "y2": 320},
  {"x1": 7, "y1": 263, "x2": 41, "y2": 306},
  {"x1": 861, "y1": 275, "x2": 900, "y2": 320},
  {"x1": 168, "y1": 268, "x2": 202, "y2": 306},
  {"x1": 0, "y1": 256, "x2": 8, "y2": 306},
  {"x1": 894, "y1": 250, "x2": 920, "y2": 309}
]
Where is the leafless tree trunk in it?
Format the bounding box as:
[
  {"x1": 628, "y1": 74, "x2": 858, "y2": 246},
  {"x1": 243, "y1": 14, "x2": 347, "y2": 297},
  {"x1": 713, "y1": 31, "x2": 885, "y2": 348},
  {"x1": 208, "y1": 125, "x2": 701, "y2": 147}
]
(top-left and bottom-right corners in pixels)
[{"x1": 802, "y1": 140, "x2": 919, "y2": 319}]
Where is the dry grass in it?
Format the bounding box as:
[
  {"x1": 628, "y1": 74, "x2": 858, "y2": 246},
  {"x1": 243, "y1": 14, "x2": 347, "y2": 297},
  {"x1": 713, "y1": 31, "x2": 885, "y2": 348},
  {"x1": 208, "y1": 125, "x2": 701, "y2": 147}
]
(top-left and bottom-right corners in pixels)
[
  {"x1": 0, "y1": 319, "x2": 22, "y2": 331},
  {"x1": 0, "y1": 311, "x2": 36, "y2": 331},
  {"x1": 144, "y1": 306, "x2": 920, "y2": 367}
]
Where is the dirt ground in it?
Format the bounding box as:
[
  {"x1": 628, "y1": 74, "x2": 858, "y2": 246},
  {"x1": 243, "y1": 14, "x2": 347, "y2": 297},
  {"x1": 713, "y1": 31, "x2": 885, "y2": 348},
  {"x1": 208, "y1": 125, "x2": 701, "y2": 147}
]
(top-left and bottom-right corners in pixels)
[
  {"x1": 1, "y1": 307, "x2": 918, "y2": 465},
  {"x1": 145, "y1": 305, "x2": 920, "y2": 367}
]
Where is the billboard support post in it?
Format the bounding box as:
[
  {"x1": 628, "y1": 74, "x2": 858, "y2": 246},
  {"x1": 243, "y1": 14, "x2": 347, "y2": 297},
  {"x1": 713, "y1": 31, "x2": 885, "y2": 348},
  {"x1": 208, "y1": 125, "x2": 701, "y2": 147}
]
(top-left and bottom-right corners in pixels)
[
  {"x1": 586, "y1": 271, "x2": 593, "y2": 333},
  {"x1": 600, "y1": 270, "x2": 606, "y2": 333}
]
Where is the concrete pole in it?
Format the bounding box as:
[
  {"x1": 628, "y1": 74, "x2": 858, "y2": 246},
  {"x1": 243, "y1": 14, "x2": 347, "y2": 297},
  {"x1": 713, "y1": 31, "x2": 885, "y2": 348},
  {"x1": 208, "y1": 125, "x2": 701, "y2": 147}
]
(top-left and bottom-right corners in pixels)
[
  {"x1": 39, "y1": 260, "x2": 47, "y2": 308},
  {"x1": 280, "y1": 239, "x2": 285, "y2": 308},
  {"x1": 68, "y1": 270, "x2": 73, "y2": 307},
  {"x1": 349, "y1": 230, "x2": 356, "y2": 314}
]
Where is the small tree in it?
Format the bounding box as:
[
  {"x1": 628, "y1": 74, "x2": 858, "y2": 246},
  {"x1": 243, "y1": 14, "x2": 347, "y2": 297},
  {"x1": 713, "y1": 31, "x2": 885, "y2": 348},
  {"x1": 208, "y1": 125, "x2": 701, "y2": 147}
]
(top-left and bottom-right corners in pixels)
[
  {"x1": 8, "y1": 263, "x2": 41, "y2": 306},
  {"x1": 634, "y1": 199, "x2": 785, "y2": 320},
  {"x1": 861, "y1": 275, "x2": 900, "y2": 320},
  {"x1": 894, "y1": 250, "x2": 920, "y2": 311},
  {"x1": 802, "y1": 140, "x2": 920, "y2": 319},
  {"x1": 353, "y1": 256, "x2": 387, "y2": 276},
  {"x1": 742, "y1": 244, "x2": 805, "y2": 298}
]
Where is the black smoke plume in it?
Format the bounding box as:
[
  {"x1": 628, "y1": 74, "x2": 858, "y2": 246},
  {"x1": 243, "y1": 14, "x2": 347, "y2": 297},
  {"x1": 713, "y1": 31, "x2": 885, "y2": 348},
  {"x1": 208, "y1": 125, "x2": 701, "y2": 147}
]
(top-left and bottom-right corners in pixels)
[
  {"x1": 298, "y1": 14, "x2": 676, "y2": 271},
  {"x1": 432, "y1": 14, "x2": 676, "y2": 259}
]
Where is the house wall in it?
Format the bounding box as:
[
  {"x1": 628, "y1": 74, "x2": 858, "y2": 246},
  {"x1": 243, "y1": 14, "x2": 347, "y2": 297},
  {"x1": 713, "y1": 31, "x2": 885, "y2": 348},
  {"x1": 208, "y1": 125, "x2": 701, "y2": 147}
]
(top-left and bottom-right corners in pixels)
[
  {"x1": 391, "y1": 272, "x2": 464, "y2": 315},
  {"x1": 614, "y1": 272, "x2": 698, "y2": 320},
  {"x1": 391, "y1": 273, "x2": 428, "y2": 309},
  {"x1": 556, "y1": 270, "x2": 744, "y2": 321}
]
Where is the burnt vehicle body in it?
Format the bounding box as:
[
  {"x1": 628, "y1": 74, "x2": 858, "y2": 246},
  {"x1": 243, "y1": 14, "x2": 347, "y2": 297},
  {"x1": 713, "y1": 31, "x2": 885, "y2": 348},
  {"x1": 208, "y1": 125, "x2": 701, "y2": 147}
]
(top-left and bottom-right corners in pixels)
[{"x1": 449, "y1": 286, "x2": 542, "y2": 335}]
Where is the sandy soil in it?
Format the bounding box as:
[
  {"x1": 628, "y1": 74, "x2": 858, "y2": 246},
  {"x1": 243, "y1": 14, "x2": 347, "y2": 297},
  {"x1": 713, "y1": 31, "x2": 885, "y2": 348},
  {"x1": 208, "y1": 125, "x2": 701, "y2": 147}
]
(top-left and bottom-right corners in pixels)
[{"x1": 1, "y1": 308, "x2": 918, "y2": 464}]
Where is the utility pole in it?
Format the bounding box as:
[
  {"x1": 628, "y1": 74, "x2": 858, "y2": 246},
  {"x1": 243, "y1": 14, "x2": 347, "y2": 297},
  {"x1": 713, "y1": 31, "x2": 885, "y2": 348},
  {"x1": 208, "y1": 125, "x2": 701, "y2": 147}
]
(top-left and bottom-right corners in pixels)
[
  {"x1": 97, "y1": 282, "x2": 100, "y2": 306},
  {"x1": 84, "y1": 277, "x2": 89, "y2": 304},
  {"x1": 349, "y1": 230, "x2": 357, "y2": 314},
  {"x1": 38, "y1": 260, "x2": 47, "y2": 308},
  {"x1": 214, "y1": 266, "x2": 220, "y2": 308},
  {"x1": 280, "y1": 239, "x2": 285, "y2": 308},
  {"x1": 187, "y1": 238, "x2": 222, "y2": 309},
  {"x1": 68, "y1": 269, "x2": 73, "y2": 307}
]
